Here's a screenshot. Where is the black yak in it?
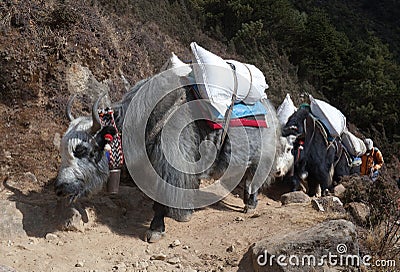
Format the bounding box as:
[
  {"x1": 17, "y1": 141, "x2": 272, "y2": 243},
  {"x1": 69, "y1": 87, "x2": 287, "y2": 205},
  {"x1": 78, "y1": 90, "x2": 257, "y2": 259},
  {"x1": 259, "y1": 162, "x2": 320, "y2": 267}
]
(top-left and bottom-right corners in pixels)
[{"x1": 282, "y1": 108, "x2": 338, "y2": 196}]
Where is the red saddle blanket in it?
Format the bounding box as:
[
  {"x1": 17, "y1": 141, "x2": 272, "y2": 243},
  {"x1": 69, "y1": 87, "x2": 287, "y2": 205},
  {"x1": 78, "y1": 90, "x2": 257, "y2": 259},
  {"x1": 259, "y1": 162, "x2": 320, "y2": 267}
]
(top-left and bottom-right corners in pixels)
[{"x1": 206, "y1": 115, "x2": 268, "y2": 130}]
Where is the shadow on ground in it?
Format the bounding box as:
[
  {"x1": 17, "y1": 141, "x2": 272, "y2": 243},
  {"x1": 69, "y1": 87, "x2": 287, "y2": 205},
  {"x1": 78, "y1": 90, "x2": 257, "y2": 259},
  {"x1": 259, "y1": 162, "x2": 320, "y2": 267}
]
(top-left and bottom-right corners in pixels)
[
  {"x1": 3, "y1": 178, "x2": 154, "y2": 240},
  {"x1": 3, "y1": 174, "x2": 291, "y2": 242}
]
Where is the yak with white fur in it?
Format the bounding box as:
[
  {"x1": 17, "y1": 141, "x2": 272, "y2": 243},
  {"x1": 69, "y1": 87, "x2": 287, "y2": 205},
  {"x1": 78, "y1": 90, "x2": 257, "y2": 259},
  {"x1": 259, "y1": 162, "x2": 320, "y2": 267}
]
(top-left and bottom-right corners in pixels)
[{"x1": 55, "y1": 73, "x2": 293, "y2": 242}]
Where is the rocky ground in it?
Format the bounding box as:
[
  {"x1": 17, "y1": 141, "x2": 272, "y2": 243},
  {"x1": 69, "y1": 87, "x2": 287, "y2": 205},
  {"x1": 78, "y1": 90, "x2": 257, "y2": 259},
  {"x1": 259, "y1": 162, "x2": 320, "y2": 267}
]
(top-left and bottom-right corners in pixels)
[{"x1": 1, "y1": 183, "x2": 335, "y2": 272}]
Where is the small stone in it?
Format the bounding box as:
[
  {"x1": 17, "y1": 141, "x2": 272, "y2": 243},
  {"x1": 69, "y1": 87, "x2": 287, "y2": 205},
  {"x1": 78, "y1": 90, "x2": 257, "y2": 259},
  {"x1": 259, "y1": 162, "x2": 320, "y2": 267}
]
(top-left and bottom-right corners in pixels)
[
  {"x1": 250, "y1": 213, "x2": 260, "y2": 218},
  {"x1": 135, "y1": 261, "x2": 148, "y2": 269},
  {"x1": 45, "y1": 233, "x2": 58, "y2": 241},
  {"x1": 226, "y1": 245, "x2": 235, "y2": 252},
  {"x1": 167, "y1": 257, "x2": 180, "y2": 264},
  {"x1": 24, "y1": 172, "x2": 37, "y2": 183},
  {"x1": 150, "y1": 253, "x2": 167, "y2": 261},
  {"x1": 53, "y1": 133, "x2": 61, "y2": 149},
  {"x1": 170, "y1": 239, "x2": 181, "y2": 247},
  {"x1": 28, "y1": 238, "x2": 38, "y2": 245},
  {"x1": 113, "y1": 262, "x2": 126, "y2": 270},
  {"x1": 0, "y1": 265, "x2": 16, "y2": 272},
  {"x1": 75, "y1": 261, "x2": 84, "y2": 267},
  {"x1": 347, "y1": 202, "x2": 370, "y2": 225},
  {"x1": 235, "y1": 216, "x2": 244, "y2": 222},
  {"x1": 333, "y1": 184, "x2": 346, "y2": 197},
  {"x1": 4, "y1": 151, "x2": 12, "y2": 159},
  {"x1": 311, "y1": 199, "x2": 325, "y2": 212},
  {"x1": 183, "y1": 245, "x2": 189, "y2": 250},
  {"x1": 312, "y1": 196, "x2": 345, "y2": 213}
]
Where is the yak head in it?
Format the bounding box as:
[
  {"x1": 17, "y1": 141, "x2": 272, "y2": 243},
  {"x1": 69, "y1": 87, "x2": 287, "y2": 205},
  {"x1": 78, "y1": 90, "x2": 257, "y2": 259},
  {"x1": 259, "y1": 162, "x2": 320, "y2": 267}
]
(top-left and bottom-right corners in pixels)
[
  {"x1": 55, "y1": 93, "x2": 116, "y2": 202},
  {"x1": 274, "y1": 135, "x2": 296, "y2": 177}
]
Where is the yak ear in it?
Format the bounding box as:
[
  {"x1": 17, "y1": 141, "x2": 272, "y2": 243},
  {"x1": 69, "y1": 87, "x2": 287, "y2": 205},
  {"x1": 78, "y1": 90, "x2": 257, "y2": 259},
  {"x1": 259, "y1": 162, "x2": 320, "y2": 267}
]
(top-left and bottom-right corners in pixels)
[{"x1": 93, "y1": 126, "x2": 117, "y2": 150}]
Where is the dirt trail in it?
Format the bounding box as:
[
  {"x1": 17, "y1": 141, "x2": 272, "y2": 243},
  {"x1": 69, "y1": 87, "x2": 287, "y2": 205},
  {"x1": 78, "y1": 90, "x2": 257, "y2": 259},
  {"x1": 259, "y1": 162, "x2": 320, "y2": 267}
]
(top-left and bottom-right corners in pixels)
[{"x1": 0, "y1": 183, "x2": 331, "y2": 272}]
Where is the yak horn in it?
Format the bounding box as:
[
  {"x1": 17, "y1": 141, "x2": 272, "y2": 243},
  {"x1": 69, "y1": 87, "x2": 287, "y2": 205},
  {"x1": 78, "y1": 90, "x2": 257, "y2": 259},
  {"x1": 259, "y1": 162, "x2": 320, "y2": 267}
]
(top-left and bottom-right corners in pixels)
[
  {"x1": 90, "y1": 92, "x2": 107, "y2": 135},
  {"x1": 66, "y1": 94, "x2": 77, "y2": 121}
]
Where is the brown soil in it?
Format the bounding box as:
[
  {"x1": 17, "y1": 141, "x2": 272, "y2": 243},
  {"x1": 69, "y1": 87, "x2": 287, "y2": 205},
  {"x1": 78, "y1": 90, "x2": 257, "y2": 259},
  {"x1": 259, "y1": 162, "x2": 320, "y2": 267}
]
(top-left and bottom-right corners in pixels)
[{"x1": 0, "y1": 182, "x2": 331, "y2": 271}]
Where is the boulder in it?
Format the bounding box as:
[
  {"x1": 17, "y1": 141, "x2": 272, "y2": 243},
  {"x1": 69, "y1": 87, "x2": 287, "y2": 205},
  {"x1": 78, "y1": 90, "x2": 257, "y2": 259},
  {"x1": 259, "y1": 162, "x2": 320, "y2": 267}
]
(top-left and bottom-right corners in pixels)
[
  {"x1": 0, "y1": 200, "x2": 28, "y2": 239},
  {"x1": 333, "y1": 184, "x2": 346, "y2": 198},
  {"x1": 66, "y1": 63, "x2": 111, "y2": 107},
  {"x1": 252, "y1": 219, "x2": 360, "y2": 272},
  {"x1": 311, "y1": 196, "x2": 346, "y2": 213},
  {"x1": 346, "y1": 202, "x2": 370, "y2": 225},
  {"x1": 55, "y1": 198, "x2": 85, "y2": 232},
  {"x1": 280, "y1": 191, "x2": 311, "y2": 205}
]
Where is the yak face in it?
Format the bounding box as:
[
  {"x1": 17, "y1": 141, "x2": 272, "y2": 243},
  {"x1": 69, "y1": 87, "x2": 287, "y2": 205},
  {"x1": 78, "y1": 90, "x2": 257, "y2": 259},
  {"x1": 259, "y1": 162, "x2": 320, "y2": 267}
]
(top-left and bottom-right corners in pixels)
[
  {"x1": 55, "y1": 94, "x2": 116, "y2": 201},
  {"x1": 281, "y1": 108, "x2": 310, "y2": 138},
  {"x1": 274, "y1": 136, "x2": 295, "y2": 177}
]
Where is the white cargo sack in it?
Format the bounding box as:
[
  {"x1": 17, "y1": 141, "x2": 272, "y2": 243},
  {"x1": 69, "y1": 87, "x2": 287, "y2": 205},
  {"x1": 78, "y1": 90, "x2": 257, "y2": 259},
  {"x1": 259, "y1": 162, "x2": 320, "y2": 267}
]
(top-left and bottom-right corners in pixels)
[
  {"x1": 310, "y1": 95, "x2": 346, "y2": 137},
  {"x1": 161, "y1": 52, "x2": 192, "y2": 77},
  {"x1": 341, "y1": 130, "x2": 366, "y2": 157},
  {"x1": 277, "y1": 93, "x2": 297, "y2": 126},
  {"x1": 190, "y1": 42, "x2": 268, "y2": 115}
]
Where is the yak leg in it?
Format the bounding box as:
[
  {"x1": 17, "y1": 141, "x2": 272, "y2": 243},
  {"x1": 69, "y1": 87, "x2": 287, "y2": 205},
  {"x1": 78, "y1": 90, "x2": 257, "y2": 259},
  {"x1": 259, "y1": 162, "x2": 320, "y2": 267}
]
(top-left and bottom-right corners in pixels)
[
  {"x1": 308, "y1": 165, "x2": 332, "y2": 197},
  {"x1": 243, "y1": 170, "x2": 258, "y2": 213},
  {"x1": 307, "y1": 177, "x2": 320, "y2": 197},
  {"x1": 145, "y1": 202, "x2": 166, "y2": 243},
  {"x1": 286, "y1": 165, "x2": 300, "y2": 192},
  {"x1": 244, "y1": 189, "x2": 258, "y2": 213},
  {"x1": 291, "y1": 175, "x2": 302, "y2": 191},
  {"x1": 322, "y1": 164, "x2": 335, "y2": 196}
]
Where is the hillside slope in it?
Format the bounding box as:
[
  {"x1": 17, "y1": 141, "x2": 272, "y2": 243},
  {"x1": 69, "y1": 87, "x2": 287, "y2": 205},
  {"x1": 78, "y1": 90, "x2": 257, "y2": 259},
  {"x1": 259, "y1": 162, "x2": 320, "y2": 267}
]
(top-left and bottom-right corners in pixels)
[
  {"x1": 1, "y1": 1, "x2": 399, "y2": 271},
  {"x1": 0, "y1": 0, "x2": 303, "y2": 188}
]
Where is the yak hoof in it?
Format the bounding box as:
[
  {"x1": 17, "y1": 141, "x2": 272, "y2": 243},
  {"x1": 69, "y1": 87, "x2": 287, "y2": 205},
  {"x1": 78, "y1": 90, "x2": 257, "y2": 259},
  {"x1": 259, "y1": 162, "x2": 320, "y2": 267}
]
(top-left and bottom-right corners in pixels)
[
  {"x1": 167, "y1": 209, "x2": 193, "y2": 222},
  {"x1": 145, "y1": 230, "x2": 165, "y2": 243},
  {"x1": 243, "y1": 205, "x2": 256, "y2": 214},
  {"x1": 175, "y1": 213, "x2": 192, "y2": 222}
]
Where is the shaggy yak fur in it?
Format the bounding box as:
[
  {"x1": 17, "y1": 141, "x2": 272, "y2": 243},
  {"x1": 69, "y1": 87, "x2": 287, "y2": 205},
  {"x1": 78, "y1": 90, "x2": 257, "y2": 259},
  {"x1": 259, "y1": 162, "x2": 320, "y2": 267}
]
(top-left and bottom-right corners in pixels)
[
  {"x1": 282, "y1": 108, "x2": 340, "y2": 196},
  {"x1": 55, "y1": 72, "x2": 282, "y2": 242}
]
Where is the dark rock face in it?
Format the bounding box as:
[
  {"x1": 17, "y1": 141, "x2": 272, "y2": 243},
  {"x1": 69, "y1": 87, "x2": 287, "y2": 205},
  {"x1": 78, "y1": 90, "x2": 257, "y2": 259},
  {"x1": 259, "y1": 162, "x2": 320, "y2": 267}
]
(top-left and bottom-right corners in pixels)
[
  {"x1": 252, "y1": 219, "x2": 360, "y2": 272},
  {"x1": 280, "y1": 191, "x2": 311, "y2": 205}
]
